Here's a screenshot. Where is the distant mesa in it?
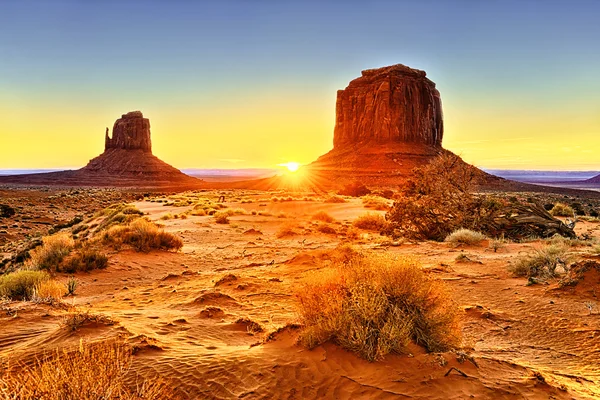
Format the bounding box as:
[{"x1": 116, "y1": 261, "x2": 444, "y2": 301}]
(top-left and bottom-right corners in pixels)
[
  {"x1": 585, "y1": 173, "x2": 600, "y2": 184},
  {"x1": 333, "y1": 64, "x2": 443, "y2": 149},
  {"x1": 304, "y1": 63, "x2": 486, "y2": 187},
  {"x1": 0, "y1": 111, "x2": 201, "y2": 188},
  {"x1": 104, "y1": 111, "x2": 152, "y2": 153}
]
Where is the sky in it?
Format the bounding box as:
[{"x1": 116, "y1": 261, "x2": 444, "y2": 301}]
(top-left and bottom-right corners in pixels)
[{"x1": 1, "y1": 0, "x2": 599, "y2": 171}]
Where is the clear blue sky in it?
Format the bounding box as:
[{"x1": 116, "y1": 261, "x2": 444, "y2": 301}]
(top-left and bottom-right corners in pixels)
[{"x1": 1, "y1": 0, "x2": 599, "y2": 169}]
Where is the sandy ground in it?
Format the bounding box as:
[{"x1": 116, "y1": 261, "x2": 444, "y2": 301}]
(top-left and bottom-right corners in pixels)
[{"x1": 1, "y1": 191, "x2": 599, "y2": 399}]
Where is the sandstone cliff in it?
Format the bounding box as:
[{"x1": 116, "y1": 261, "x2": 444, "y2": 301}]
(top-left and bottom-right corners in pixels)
[
  {"x1": 333, "y1": 64, "x2": 443, "y2": 149},
  {"x1": 105, "y1": 111, "x2": 152, "y2": 153}
]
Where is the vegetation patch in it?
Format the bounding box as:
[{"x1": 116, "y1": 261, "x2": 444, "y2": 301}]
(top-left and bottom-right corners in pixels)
[
  {"x1": 296, "y1": 249, "x2": 461, "y2": 361},
  {"x1": 445, "y1": 229, "x2": 487, "y2": 246},
  {"x1": 0, "y1": 270, "x2": 50, "y2": 300},
  {"x1": 0, "y1": 340, "x2": 178, "y2": 399},
  {"x1": 353, "y1": 213, "x2": 388, "y2": 231},
  {"x1": 510, "y1": 245, "x2": 570, "y2": 279},
  {"x1": 103, "y1": 219, "x2": 183, "y2": 253}
]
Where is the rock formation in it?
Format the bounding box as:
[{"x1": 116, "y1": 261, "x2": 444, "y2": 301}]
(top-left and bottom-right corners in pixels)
[
  {"x1": 585, "y1": 173, "x2": 600, "y2": 184},
  {"x1": 105, "y1": 111, "x2": 152, "y2": 153},
  {"x1": 333, "y1": 64, "x2": 443, "y2": 149},
  {"x1": 0, "y1": 111, "x2": 201, "y2": 188},
  {"x1": 305, "y1": 64, "x2": 499, "y2": 188}
]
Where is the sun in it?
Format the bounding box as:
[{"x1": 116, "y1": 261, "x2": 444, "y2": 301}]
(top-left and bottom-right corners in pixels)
[{"x1": 279, "y1": 161, "x2": 301, "y2": 173}]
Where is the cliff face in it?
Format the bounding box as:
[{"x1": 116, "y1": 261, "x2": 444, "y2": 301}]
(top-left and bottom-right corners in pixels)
[
  {"x1": 333, "y1": 64, "x2": 443, "y2": 149},
  {"x1": 105, "y1": 111, "x2": 152, "y2": 153}
]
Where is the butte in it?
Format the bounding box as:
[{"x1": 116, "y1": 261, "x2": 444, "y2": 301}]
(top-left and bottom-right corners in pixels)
[{"x1": 0, "y1": 111, "x2": 201, "y2": 189}]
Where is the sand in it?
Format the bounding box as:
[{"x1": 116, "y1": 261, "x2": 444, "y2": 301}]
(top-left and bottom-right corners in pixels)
[{"x1": 1, "y1": 190, "x2": 599, "y2": 399}]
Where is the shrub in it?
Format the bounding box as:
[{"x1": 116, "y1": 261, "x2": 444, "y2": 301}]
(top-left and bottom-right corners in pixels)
[
  {"x1": 550, "y1": 203, "x2": 575, "y2": 217},
  {"x1": 214, "y1": 212, "x2": 230, "y2": 224},
  {"x1": 296, "y1": 250, "x2": 461, "y2": 361},
  {"x1": 29, "y1": 233, "x2": 74, "y2": 270},
  {"x1": 362, "y1": 195, "x2": 390, "y2": 211},
  {"x1": 324, "y1": 195, "x2": 346, "y2": 204},
  {"x1": 489, "y1": 238, "x2": 508, "y2": 252},
  {"x1": 103, "y1": 219, "x2": 183, "y2": 253},
  {"x1": 338, "y1": 181, "x2": 371, "y2": 197},
  {"x1": 60, "y1": 248, "x2": 109, "y2": 273},
  {"x1": 510, "y1": 245, "x2": 570, "y2": 278},
  {"x1": 33, "y1": 280, "x2": 66, "y2": 302},
  {"x1": 0, "y1": 340, "x2": 178, "y2": 399},
  {"x1": 160, "y1": 213, "x2": 174, "y2": 220},
  {"x1": 0, "y1": 270, "x2": 50, "y2": 300},
  {"x1": 444, "y1": 229, "x2": 487, "y2": 246},
  {"x1": 317, "y1": 224, "x2": 337, "y2": 235},
  {"x1": 353, "y1": 213, "x2": 388, "y2": 231},
  {"x1": 312, "y1": 211, "x2": 334, "y2": 223},
  {"x1": 61, "y1": 311, "x2": 115, "y2": 331},
  {"x1": 67, "y1": 276, "x2": 77, "y2": 296}
]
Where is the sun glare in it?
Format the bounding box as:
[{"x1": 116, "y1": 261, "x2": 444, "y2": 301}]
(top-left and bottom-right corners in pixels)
[{"x1": 279, "y1": 162, "x2": 301, "y2": 172}]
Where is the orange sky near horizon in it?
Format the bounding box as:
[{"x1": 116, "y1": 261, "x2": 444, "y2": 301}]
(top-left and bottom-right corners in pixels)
[{"x1": 2, "y1": 1, "x2": 599, "y2": 172}]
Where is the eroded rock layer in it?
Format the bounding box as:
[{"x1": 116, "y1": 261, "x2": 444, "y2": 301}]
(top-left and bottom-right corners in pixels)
[
  {"x1": 105, "y1": 111, "x2": 152, "y2": 153},
  {"x1": 333, "y1": 64, "x2": 443, "y2": 148}
]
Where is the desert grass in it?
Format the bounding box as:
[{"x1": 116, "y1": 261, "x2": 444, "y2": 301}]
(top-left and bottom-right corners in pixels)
[
  {"x1": 214, "y1": 211, "x2": 230, "y2": 224},
  {"x1": 312, "y1": 211, "x2": 335, "y2": 223},
  {"x1": 444, "y1": 229, "x2": 487, "y2": 246},
  {"x1": 61, "y1": 310, "x2": 115, "y2": 331},
  {"x1": 362, "y1": 195, "x2": 391, "y2": 211},
  {"x1": 488, "y1": 237, "x2": 508, "y2": 252},
  {"x1": 550, "y1": 203, "x2": 575, "y2": 217},
  {"x1": 353, "y1": 213, "x2": 388, "y2": 231},
  {"x1": 60, "y1": 247, "x2": 109, "y2": 273},
  {"x1": 323, "y1": 195, "x2": 346, "y2": 204},
  {"x1": 296, "y1": 249, "x2": 461, "y2": 361},
  {"x1": 316, "y1": 224, "x2": 337, "y2": 235},
  {"x1": 29, "y1": 233, "x2": 74, "y2": 271},
  {"x1": 0, "y1": 270, "x2": 50, "y2": 300},
  {"x1": 33, "y1": 280, "x2": 67, "y2": 302},
  {"x1": 510, "y1": 244, "x2": 571, "y2": 278},
  {"x1": 544, "y1": 234, "x2": 595, "y2": 247},
  {"x1": 0, "y1": 340, "x2": 178, "y2": 399},
  {"x1": 103, "y1": 219, "x2": 183, "y2": 253}
]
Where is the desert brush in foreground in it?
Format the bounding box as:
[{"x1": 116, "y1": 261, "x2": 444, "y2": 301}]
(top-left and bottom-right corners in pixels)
[
  {"x1": 0, "y1": 340, "x2": 178, "y2": 400},
  {"x1": 103, "y1": 218, "x2": 183, "y2": 252},
  {"x1": 296, "y1": 248, "x2": 461, "y2": 361}
]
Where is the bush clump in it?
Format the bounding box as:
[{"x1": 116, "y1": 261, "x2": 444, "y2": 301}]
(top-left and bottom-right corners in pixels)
[
  {"x1": 361, "y1": 195, "x2": 391, "y2": 211},
  {"x1": 510, "y1": 245, "x2": 570, "y2": 279},
  {"x1": 60, "y1": 247, "x2": 109, "y2": 273},
  {"x1": 353, "y1": 213, "x2": 388, "y2": 231},
  {"x1": 214, "y1": 212, "x2": 230, "y2": 224},
  {"x1": 550, "y1": 203, "x2": 575, "y2": 217},
  {"x1": 0, "y1": 270, "x2": 50, "y2": 300},
  {"x1": 312, "y1": 211, "x2": 335, "y2": 223},
  {"x1": 103, "y1": 219, "x2": 183, "y2": 253},
  {"x1": 0, "y1": 340, "x2": 178, "y2": 399},
  {"x1": 296, "y1": 249, "x2": 461, "y2": 361},
  {"x1": 338, "y1": 181, "x2": 371, "y2": 197},
  {"x1": 29, "y1": 233, "x2": 74, "y2": 270},
  {"x1": 444, "y1": 229, "x2": 487, "y2": 246}
]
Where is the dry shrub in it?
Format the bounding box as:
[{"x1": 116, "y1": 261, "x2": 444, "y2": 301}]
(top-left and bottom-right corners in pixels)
[
  {"x1": 444, "y1": 229, "x2": 487, "y2": 246},
  {"x1": 61, "y1": 310, "x2": 115, "y2": 331},
  {"x1": 324, "y1": 195, "x2": 346, "y2": 204},
  {"x1": 60, "y1": 247, "x2": 108, "y2": 273},
  {"x1": 214, "y1": 211, "x2": 230, "y2": 224},
  {"x1": 362, "y1": 195, "x2": 390, "y2": 211},
  {"x1": 338, "y1": 181, "x2": 371, "y2": 197},
  {"x1": 317, "y1": 224, "x2": 337, "y2": 235},
  {"x1": 550, "y1": 203, "x2": 575, "y2": 217},
  {"x1": 29, "y1": 233, "x2": 74, "y2": 270},
  {"x1": 0, "y1": 340, "x2": 178, "y2": 399},
  {"x1": 297, "y1": 250, "x2": 461, "y2": 361},
  {"x1": 33, "y1": 280, "x2": 67, "y2": 302},
  {"x1": 312, "y1": 211, "x2": 335, "y2": 223},
  {"x1": 160, "y1": 213, "x2": 174, "y2": 220},
  {"x1": 353, "y1": 213, "x2": 388, "y2": 231},
  {"x1": 0, "y1": 270, "x2": 50, "y2": 300},
  {"x1": 103, "y1": 219, "x2": 183, "y2": 253},
  {"x1": 510, "y1": 244, "x2": 570, "y2": 279}
]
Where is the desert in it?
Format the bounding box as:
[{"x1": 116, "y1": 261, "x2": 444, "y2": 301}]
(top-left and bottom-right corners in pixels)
[{"x1": 2, "y1": 2, "x2": 600, "y2": 399}]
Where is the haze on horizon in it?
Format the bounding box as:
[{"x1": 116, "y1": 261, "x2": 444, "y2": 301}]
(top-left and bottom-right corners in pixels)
[{"x1": 1, "y1": 0, "x2": 599, "y2": 171}]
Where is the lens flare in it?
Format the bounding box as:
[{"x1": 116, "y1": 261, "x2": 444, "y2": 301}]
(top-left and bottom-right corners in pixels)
[{"x1": 278, "y1": 162, "x2": 301, "y2": 172}]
